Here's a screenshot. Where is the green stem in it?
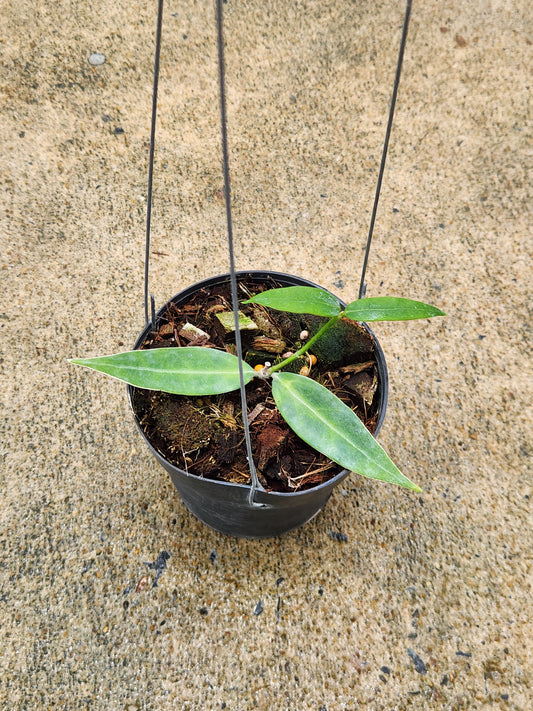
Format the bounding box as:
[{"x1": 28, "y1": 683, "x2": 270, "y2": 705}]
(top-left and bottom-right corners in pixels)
[{"x1": 268, "y1": 314, "x2": 343, "y2": 374}]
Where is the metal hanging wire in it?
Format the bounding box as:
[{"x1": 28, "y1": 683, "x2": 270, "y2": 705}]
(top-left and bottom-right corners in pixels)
[
  {"x1": 358, "y1": 0, "x2": 412, "y2": 299},
  {"x1": 215, "y1": 0, "x2": 262, "y2": 502},
  {"x1": 143, "y1": 0, "x2": 164, "y2": 326}
]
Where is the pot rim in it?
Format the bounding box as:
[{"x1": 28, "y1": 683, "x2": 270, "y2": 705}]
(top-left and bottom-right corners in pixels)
[{"x1": 127, "y1": 269, "x2": 388, "y2": 499}]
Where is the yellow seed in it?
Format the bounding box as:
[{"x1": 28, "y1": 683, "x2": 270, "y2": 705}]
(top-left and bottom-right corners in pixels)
[
  {"x1": 308, "y1": 354, "x2": 317, "y2": 366},
  {"x1": 254, "y1": 364, "x2": 264, "y2": 372},
  {"x1": 299, "y1": 366, "x2": 310, "y2": 376}
]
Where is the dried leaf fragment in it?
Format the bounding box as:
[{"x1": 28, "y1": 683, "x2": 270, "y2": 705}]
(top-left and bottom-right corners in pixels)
[{"x1": 344, "y1": 370, "x2": 377, "y2": 406}]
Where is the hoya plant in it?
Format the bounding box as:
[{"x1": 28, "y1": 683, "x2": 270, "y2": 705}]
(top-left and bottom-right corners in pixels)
[{"x1": 71, "y1": 286, "x2": 444, "y2": 491}]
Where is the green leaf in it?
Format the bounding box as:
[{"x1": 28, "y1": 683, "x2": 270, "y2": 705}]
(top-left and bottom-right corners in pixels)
[
  {"x1": 345, "y1": 296, "x2": 445, "y2": 322},
  {"x1": 243, "y1": 286, "x2": 342, "y2": 317},
  {"x1": 70, "y1": 347, "x2": 255, "y2": 396},
  {"x1": 271, "y1": 372, "x2": 421, "y2": 491}
]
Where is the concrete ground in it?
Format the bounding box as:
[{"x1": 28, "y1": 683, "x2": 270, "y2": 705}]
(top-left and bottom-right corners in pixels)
[{"x1": 1, "y1": 0, "x2": 531, "y2": 708}]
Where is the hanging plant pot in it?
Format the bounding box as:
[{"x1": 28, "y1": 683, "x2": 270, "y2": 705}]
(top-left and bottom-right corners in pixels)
[
  {"x1": 68, "y1": 1, "x2": 444, "y2": 541},
  {"x1": 127, "y1": 270, "x2": 388, "y2": 538}
]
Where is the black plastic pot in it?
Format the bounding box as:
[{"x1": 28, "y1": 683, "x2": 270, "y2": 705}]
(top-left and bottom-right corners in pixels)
[{"x1": 127, "y1": 271, "x2": 388, "y2": 538}]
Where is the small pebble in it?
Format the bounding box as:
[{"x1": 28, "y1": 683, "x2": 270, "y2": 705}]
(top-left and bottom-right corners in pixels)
[
  {"x1": 253, "y1": 600, "x2": 263, "y2": 616},
  {"x1": 407, "y1": 648, "x2": 427, "y2": 674},
  {"x1": 88, "y1": 53, "x2": 106, "y2": 66},
  {"x1": 135, "y1": 575, "x2": 149, "y2": 593},
  {"x1": 330, "y1": 530, "x2": 348, "y2": 542},
  {"x1": 144, "y1": 551, "x2": 171, "y2": 588}
]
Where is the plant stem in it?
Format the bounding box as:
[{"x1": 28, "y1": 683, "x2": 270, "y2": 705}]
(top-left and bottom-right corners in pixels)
[{"x1": 268, "y1": 314, "x2": 343, "y2": 374}]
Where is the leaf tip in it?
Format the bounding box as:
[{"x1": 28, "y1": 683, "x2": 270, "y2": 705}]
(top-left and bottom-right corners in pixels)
[
  {"x1": 397, "y1": 475, "x2": 422, "y2": 492},
  {"x1": 424, "y1": 305, "x2": 446, "y2": 319}
]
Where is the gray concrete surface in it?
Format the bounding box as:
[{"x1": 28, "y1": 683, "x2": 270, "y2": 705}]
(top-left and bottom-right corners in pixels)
[{"x1": 1, "y1": 0, "x2": 531, "y2": 708}]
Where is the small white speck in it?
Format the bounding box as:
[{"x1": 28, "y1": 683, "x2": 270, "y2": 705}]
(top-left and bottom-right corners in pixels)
[{"x1": 88, "y1": 53, "x2": 106, "y2": 66}]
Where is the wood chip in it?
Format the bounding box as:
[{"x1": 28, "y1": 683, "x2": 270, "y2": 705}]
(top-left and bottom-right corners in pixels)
[
  {"x1": 179, "y1": 322, "x2": 210, "y2": 341},
  {"x1": 215, "y1": 310, "x2": 258, "y2": 332},
  {"x1": 251, "y1": 336, "x2": 286, "y2": 354},
  {"x1": 247, "y1": 403, "x2": 265, "y2": 424},
  {"x1": 158, "y1": 323, "x2": 174, "y2": 337},
  {"x1": 338, "y1": 361, "x2": 375, "y2": 374}
]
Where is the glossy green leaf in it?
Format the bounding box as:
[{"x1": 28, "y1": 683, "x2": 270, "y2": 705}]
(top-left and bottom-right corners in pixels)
[
  {"x1": 243, "y1": 286, "x2": 342, "y2": 317},
  {"x1": 271, "y1": 372, "x2": 421, "y2": 491},
  {"x1": 345, "y1": 296, "x2": 445, "y2": 322},
  {"x1": 70, "y1": 347, "x2": 255, "y2": 396}
]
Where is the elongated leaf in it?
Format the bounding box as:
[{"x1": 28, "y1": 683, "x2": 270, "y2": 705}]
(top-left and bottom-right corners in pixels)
[
  {"x1": 243, "y1": 286, "x2": 342, "y2": 317},
  {"x1": 345, "y1": 296, "x2": 445, "y2": 322},
  {"x1": 70, "y1": 347, "x2": 255, "y2": 396},
  {"x1": 272, "y1": 372, "x2": 421, "y2": 491}
]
